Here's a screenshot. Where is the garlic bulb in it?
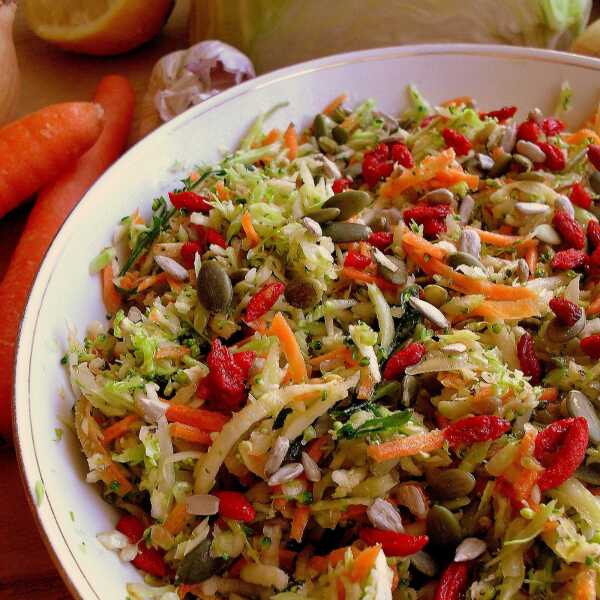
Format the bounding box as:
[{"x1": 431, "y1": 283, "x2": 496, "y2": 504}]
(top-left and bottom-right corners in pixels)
[{"x1": 0, "y1": 0, "x2": 19, "y2": 126}]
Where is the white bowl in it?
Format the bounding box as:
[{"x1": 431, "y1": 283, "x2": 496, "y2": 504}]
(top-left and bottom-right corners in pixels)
[{"x1": 14, "y1": 44, "x2": 600, "y2": 599}]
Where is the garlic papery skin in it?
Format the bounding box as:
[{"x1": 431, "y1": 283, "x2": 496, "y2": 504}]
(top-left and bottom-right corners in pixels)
[{"x1": 0, "y1": 0, "x2": 18, "y2": 126}]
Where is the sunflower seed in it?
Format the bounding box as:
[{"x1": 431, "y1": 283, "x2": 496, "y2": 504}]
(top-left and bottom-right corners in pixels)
[
  {"x1": 422, "y1": 188, "x2": 454, "y2": 205},
  {"x1": 267, "y1": 462, "x2": 304, "y2": 486},
  {"x1": 367, "y1": 498, "x2": 404, "y2": 533},
  {"x1": 401, "y1": 375, "x2": 419, "y2": 408},
  {"x1": 458, "y1": 229, "x2": 481, "y2": 258},
  {"x1": 566, "y1": 390, "x2": 600, "y2": 444},
  {"x1": 533, "y1": 224, "x2": 561, "y2": 245},
  {"x1": 264, "y1": 437, "x2": 290, "y2": 477},
  {"x1": 410, "y1": 551, "x2": 437, "y2": 577},
  {"x1": 516, "y1": 140, "x2": 546, "y2": 163},
  {"x1": 408, "y1": 296, "x2": 449, "y2": 329},
  {"x1": 555, "y1": 195, "x2": 575, "y2": 217},
  {"x1": 500, "y1": 121, "x2": 517, "y2": 153},
  {"x1": 529, "y1": 107, "x2": 544, "y2": 124},
  {"x1": 475, "y1": 153, "x2": 494, "y2": 171},
  {"x1": 186, "y1": 494, "x2": 220, "y2": 516},
  {"x1": 154, "y1": 255, "x2": 188, "y2": 281},
  {"x1": 454, "y1": 537, "x2": 487, "y2": 562},
  {"x1": 320, "y1": 155, "x2": 342, "y2": 179},
  {"x1": 448, "y1": 251, "x2": 485, "y2": 271},
  {"x1": 301, "y1": 452, "x2": 321, "y2": 482},
  {"x1": 517, "y1": 258, "x2": 530, "y2": 283},
  {"x1": 458, "y1": 194, "x2": 475, "y2": 223},
  {"x1": 442, "y1": 343, "x2": 467, "y2": 353},
  {"x1": 515, "y1": 202, "x2": 551, "y2": 215},
  {"x1": 374, "y1": 110, "x2": 400, "y2": 132},
  {"x1": 302, "y1": 217, "x2": 322, "y2": 237},
  {"x1": 373, "y1": 248, "x2": 398, "y2": 272}
]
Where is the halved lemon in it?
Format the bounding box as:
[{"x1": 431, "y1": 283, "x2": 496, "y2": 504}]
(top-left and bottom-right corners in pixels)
[{"x1": 24, "y1": 0, "x2": 175, "y2": 56}]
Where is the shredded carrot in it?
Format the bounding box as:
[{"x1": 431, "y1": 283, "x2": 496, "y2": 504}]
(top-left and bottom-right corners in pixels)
[
  {"x1": 283, "y1": 123, "x2": 298, "y2": 160},
  {"x1": 401, "y1": 229, "x2": 447, "y2": 260},
  {"x1": 241, "y1": 211, "x2": 260, "y2": 248},
  {"x1": 347, "y1": 545, "x2": 380, "y2": 583},
  {"x1": 322, "y1": 93, "x2": 348, "y2": 115},
  {"x1": 440, "y1": 96, "x2": 473, "y2": 108},
  {"x1": 390, "y1": 564, "x2": 400, "y2": 591},
  {"x1": 119, "y1": 270, "x2": 139, "y2": 291},
  {"x1": 468, "y1": 227, "x2": 523, "y2": 248},
  {"x1": 368, "y1": 429, "x2": 445, "y2": 463},
  {"x1": 261, "y1": 127, "x2": 281, "y2": 146},
  {"x1": 339, "y1": 504, "x2": 368, "y2": 521},
  {"x1": 215, "y1": 180, "x2": 231, "y2": 200},
  {"x1": 563, "y1": 128, "x2": 600, "y2": 145},
  {"x1": 102, "y1": 265, "x2": 121, "y2": 315},
  {"x1": 132, "y1": 210, "x2": 145, "y2": 225},
  {"x1": 340, "y1": 113, "x2": 358, "y2": 132},
  {"x1": 291, "y1": 505, "x2": 311, "y2": 542},
  {"x1": 498, "y1": 225, "x2": 514, "y2": 235},
  {"x1": 164, "y1": 501, "x2": 191, "y2": 536},
  {"x1": 512, "y1": 468, "x2": 539, "y2": 503},
  {"x1": 525, "y1": 243, "x2": 538, "y2": 276},
  {"x1": 280, "y1": 367, "x2": 293, "y2": 386},
  {"x1": 357, "y1": 366, "x2": 376, "y2": 400},
  {"x1": 137, "y1": 272, "x2": 168, "y2": 292},
  {"x1": 104, "y1": 462, "x2": 133, "y2": 496},
  {"x1": 306, "y1": 435, "x2": 330, "y2": 463},
  {"x1": 543, "y1": 520, "x2": 558, "y2": 533},
  {"x1": 574, "y1": 568, "x2": 596, "y2": 600},
  {"x1": 101, "y1": 415, "x2": 139, "y2": 446},
  {"x1": 268, "y1": 312, "x2": 307, "y2": 383},
  {"x1": 587, "y1": 293, "x2": 600, "y2": 316},
  {"x1": 155, "y1": 345, "x2": 190, "y2": 360},
  {"x1": 470, "y1": 298, "x2": 541, "y2": 320},
  {"x1": 341, "y1": 266, "x2": 399, "y2": 293},
  {"x1": 167, "y1": 276, "x2": 184, "y2": 293},
  {"x1": 165, "y1": 404, "x2": 229, "y2": 432},
  {"x1": 428, "y1": 167, "x2": 479, "y2": 190},
  {"x1": 540, "y1": 387, "x2": 559, "y2": 402},
  {"x1": 169, "y1": 422, "x2": 213, "y2": 445},
  {"x1": 309, "y1": 346, "x2": 358, "y2": 368}
]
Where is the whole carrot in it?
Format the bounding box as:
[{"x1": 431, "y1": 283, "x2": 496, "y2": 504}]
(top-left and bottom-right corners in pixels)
[
  {"x1": 0, "y1": 75, "x2": 135, "y2": 443},
  {"x1": 0, "y1": 102, "x2": 105, "y2": 218}
]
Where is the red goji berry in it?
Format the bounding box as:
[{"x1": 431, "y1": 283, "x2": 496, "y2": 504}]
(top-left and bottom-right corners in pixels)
[
  {"x1": 422, "y1": 218, "x2": 447, "y2": 239},
  {"x1": 375, "y1": 161, "x2": 394, "y2": 180},
  {"x1": 534, "y1": 417, "x2": 588, "y2": 492},
  {"x1": 570, "y1": 183, "x2": 592, "y2": 209},
  {"x1": 233, "y1": 351, "x2": 256, "y2": 377},
  {"x1": 588, "y1": 221, "x2": 600, "y2": 249},
  {"x1": 481, "y1": 106, "x2": 517, "y2": 122},
  {"x1": 549, "y1": 297, "x2": 582, "y2": 326},
  {"x1": 516, "y1": 120, "x2": 541, "y2": 143},
  {"x1": 442, "y1": 128, "x2": 472, "y2": 156},
  {"x1": 581, "y1": 334, "x2": 600, "y2": 359},
  {"x1": 541, "y1": 117, "x2": 565, "y2": 136},
  {"x1": 552, "y1": 210, "x2": 585, "y2": 250},
  {"x1": 368, "y1": 231, "x2": 394, "y2": 249},
  {"x1": 358, "y1": 528, "x2": 428, "y2": 557},
  {"x1": 517, "y1": 332, "x2": 541, "y2": 384},
  {"x1": 390, "y1": 142, "x2": 414, "y2": 167},
  {"x1": 206, "y1": 228, "x2": 227, "y2": 248},
  {"x1": 132, "y1": 544, "x2": 168, "y2": 578},
  {"x1": 213, "y1": 491, "x2": 256, "y2": 522},
  {"x1": 332, "y1": 178, "x2": 351, "y2": 193},
  {"x1": 383, "y1": 342, "x2": 426, "y2": 380},
  {"x1": 420, "y1": 115, "x2": 437, "y2": 128},
  {"x1": 434, "y1": 561, "x2": 470, "y2": 600},
  {"x1": 590, "y1": 246, "x2": 600, "y2": 268},
  {"x1": 245, "y1": 281, "x2": 285, "y2": 322},
  {"x1": 116, "y1": 514, "x2": 145, "y2": 543},
  {"x1": 168, "y1": 191, "x2": 212, "y2": 212},
  {"x1": 361, "y1": 154, "x2": 383, "y2": 187},
  {"x1": 180, "y1": 241, "x2": 201, "y2": 268},
  {"x1": 372, "y1": 143, "x2": 390, "y2": 161},
  {"x1": 588, "y1": 144, "x2": 600, "y2": 170},
  {"x1": 344, "y1": 250, "x2": 371, "y2": 269},
  {"x1": 443, "y1": 416, "x2": 511, "y2": 448},
  {"x1": 403, "y1": 204, "x2": 451, "y2": 225},
  {"x1": 551, "y1": 248, "x2": 588, "y2": 270},
  {"x1": 537, "y1": 142, "x2": 565, "y2": 171}
]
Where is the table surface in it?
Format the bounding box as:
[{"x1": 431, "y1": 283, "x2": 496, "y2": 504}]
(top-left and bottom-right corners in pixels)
[{"x1": 1, "y1": 3, "x2": 189, "y2": 598}]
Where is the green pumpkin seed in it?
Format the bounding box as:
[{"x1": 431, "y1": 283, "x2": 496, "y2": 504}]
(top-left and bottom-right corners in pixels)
[
  {"x1": 318, "y1": 136, "x2": 338, "y2": 154},
  {"x1": 197, "y1": 261, "x2": 233, "y2": 312},
  {"x1": 427, "y1": 505, "x2": 462, "y2": 547},
  {"x1": 423, "y1": 284, "x2": 449, "y2": 307},
  {"x1": 368, "y1": 215, "x2": 388, "y2": 232},
  {"x1": 309, "y1": 207, "x2": 341, "y2": 223},
  {"x1": 230, "y1": 268, "x2": 250, "y2": 284},
  {"x1": 546, "y1": 310, "x2": 586, "y2": 344},
  {"x1": 590, "y1": 171, "x2": 600, "y2": 195},
  {"x1": 566, "y1": 390, "x2": 600, "y2": 444},
  {"x1": 331, "y1": 106, "x2": 349, "y2": 123},
  {"x1": 323, "y1": 222, "x2": 372, "y2": 243},
  {"x1": 323, "y1": 190, "x2": 372, "y2": 221},
  {"x1": 422, "y1": 188, "x2": 454, "y2": 205},
  {"x1": 427, "y1": 469, "x2": 476, "y2": 499},
  {"x1": 488, "y1": 152, "x2": 512, "y2": 177},
  {"x1": 512, "y1": 154, "x2": 533, "y2": 172},
  {"x1": 175, "y1": 537, "x2": 233, "y2": 584},
  {"x1": 284, "y1": 277, "x2": 322, "y2": 309},
  {"x1": 447, "y1": 252, "x2": 485, "y2": 271},
  {"x1": 313, "y1": 113, "x2": 327, "y2": 138},
  {"x1": 332, "y1": 125, "x2": 349, "y2": 144},
  {"x1": 378, "y1": 255, "x2": 406, "y2": 285},
  {"x1": 513, "y1": 171, "x2": 548, "y2": 182},
  {"x1": 575, "y1": 464, "x2": 600, "y2": 486}
]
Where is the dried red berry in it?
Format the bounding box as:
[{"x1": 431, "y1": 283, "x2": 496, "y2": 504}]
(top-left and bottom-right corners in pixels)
[
  {"x1": 549, "y1": 297, "x2": 582, "y2": 326},
  {"x1": 481, "y1": 106, "x2": 517, "y2": 122},
  {"x1": 132, "y1": 544, "x2": 168, "y2": 578},
  {"x1": 541, "y1": 117, "x2": 565, "y2": 136},
  {"x1": 588, "y1": 221, "x2": 600, "y2": 249},
  {"x1": 552, "y1": 210, "x2": 585, "y2": 250},
  {"x1": 180, "y1": 241, "x2": 201, "y2": 268},
  {"x1": 434, "y1": 562, "x2": 471, "y2": 600},
  {"x1": 422, "y1": 218, "x2": 447, "y2": 238},
  {"x1": 517, "y1": 332, "x2": 541, "y2": 384},
  {"x1": 570, "y1": 183, "x2": 592, "y2": 209},
  {"x1": 344, "y1": 250, "x2": 371, "y2": 270},
  {"x1": 383, "y1": 342, "x2": 426, "y2": 380},
  {"x1": 590, "y1": 246, "x2": 600, "y2": 268},
  {"x1": 537, "y1": 142, "x2": 566, "y2": 171},
  {"x1": 245, "y1": 282, "x2": 285, "y2": 322},
  {"x1": 390, "y1": 142, "x2": 414, "y2": 168},
  {"x1": 376, "y1": 161, "x2": 394, "y2": 180},
  {"x1": 403, "y1": 204, "x2": 451, "y2": 225},
  {"x1": 169, "y1": 191, "x2": 212, "y2": 212},
  {"x1": 116, "y1": 514, "x2": 145, "y2": 543},
  {"x1": 372, "y1": 143, "x2": 390, "y2": 161},
  {"x1": 551, "y1": 248, "x2": 588, "y2": 270},
  {"x1": 516, "y1": 120, "x2": 541, "y2": 143},
  {"x1": 442, "y1": 128, "x2": 472, "y2": 156},
  {"x1": 362, "y1": 154, "x2": 380, "y2": 187},
  {"x1": 213, "y1": 490, "x2": 256, "y2": 522},
  {"x1": 368, "y1": 231, "x2": 394, "y2": 249},
  {"x1": 444, "y1": 416, "x2": 511, "y2": 448},
  {"x1": 582, "y1": 334, "x2": 600, "y2": 359},
  {"x1": 332, "y1": 178, "x2": 351, "y2": 193},
  {"x1": 588, "y1": 144, "x2": 600, "y2": 170}
]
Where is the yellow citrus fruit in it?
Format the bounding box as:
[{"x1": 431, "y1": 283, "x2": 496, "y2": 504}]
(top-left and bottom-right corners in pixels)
[{"x1": 24, "y1": 0, "x2": 175, "y2": 56}]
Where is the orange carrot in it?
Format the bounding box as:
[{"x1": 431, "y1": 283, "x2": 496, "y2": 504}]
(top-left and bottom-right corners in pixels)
[
  {"x1": 155, "y1": 345, "x2": 190, "y2": 360},
  {"x1": 102, "y1": 265, "x2": 122, "y2": 315},
  {"x1": 164, "y1": 501, "x2": 191, "y2": 536},
  {"x1": 468, "y1": 227, "x2": 523, "y2": 248},
  {"x1": 291, "y1": 505, "x2": 311, "y2": 542},
  {"x1": 169, "y1": 422, "x2": 213, "y2": 445},
  {"x1": 428, "y1": 168, "x2": 479, "y2": 190},
  {"x1": 322, "y1": 93, "x2": 348, "y2": 115},
  {"x1": 470, "y1": 298, "x2": 541, "y2": 320},
  {"x1": 119, "y1": 270, "x2": 139, "y2": 291},
  {"x1": 309, "y1": 346, "x2": 358, "y2": 368},
  {"x1": 341, "y1": 266, "x2": 399, "y2": 293},
  {"x1": 401, "y1": 229, "x2": 448, "y2": 260},
  {"x1": 339, "y1": 504, "x2": 368, "y2": 521},
  {"x1": 261, "y1": 128, "x2": 281, "y2": 146},
  {"x1": 440, "y1": 96, "x2": 473, "y2": 107},
  {"x1": 215, "y1": 180, "x2": 230, "y2": 200},
  {"x1": 241, "y1": 211, "x2": 260, "y2": 248},
  {"x1": 0, "y1": 102, "x2": 105, "y2": 218},
  {"x1": 368, "y1": 429, "x2": 444, "y2": 463},
  {"x1": 306, "y1": 435, "x2": 330, "y2": 463},
  {"x1": 283, "y1": 123, "x2": 298, "y2": 160},
  {"x1": 269, "y1": 312, "x2": 307, "y2": 383},
  {"x1": 347, "y1": 545, "x2": 380, "y2": 582},
  {"x1": 540, "y1": 387, "x2": 559, "y2": 402},
  {"x1": 587, "y1": 294, "x2": 600, "y2": 316},
  {"x1": 101, "y1": 415, "x2": 139, "y2": 446},
  {"x1": 525, "y1": 243, "x2": 538, "y2": 276},
  {"x1": 574, "y1": 568, "x2": 596, "y2": 600},
  {"x1": 137, "y1": 272, "x2": 168, "y2": 292},
  {"x1": 563, "y1": 128, "x2": 600, "y2": 145},
  {"x1": 357, "y1": 367, "x2": 376, "y2": 400},
  {"x1": 165, "y1": 404, "x2": 229, "y2": 432},
  {"x1": 0, "y1": 76, "x2": 134, "y2": 442}
]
